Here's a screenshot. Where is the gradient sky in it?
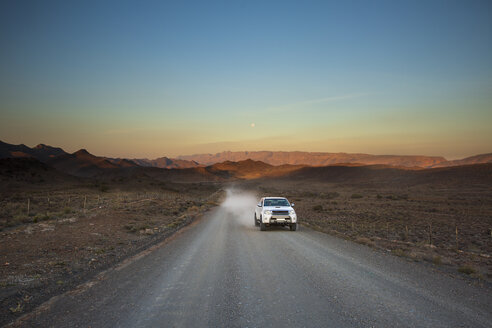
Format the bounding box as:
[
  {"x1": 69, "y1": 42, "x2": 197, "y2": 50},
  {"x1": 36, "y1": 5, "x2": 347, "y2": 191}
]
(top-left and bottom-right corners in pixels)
[{"x1": 1, "y1": 0, "x2": 491, "y2": 159}]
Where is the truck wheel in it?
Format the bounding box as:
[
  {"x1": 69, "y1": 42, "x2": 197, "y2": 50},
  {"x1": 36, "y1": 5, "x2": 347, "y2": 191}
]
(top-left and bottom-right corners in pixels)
[
  {"x1": 290, "y1": 223, "x2": 297, "y2": 231},
  {"x1": 260, "y1": 222, "x2": 266, "y2": 231},
  {"x1": 254, "y1": 214, "x2": 259, "y2": 226}
]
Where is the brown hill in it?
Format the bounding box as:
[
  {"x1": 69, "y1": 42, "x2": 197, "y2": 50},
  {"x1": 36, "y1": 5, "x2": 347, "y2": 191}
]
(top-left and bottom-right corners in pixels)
[
  {"x1": 206, "y1": 159, "x2": 303, "y2": 179},
  {"x1": 274, "y1": 163, "x2": 492, "y2": 187},
  {"x1": 432, "y1": 153, "x2": 492, "y2": 167},
  {"x1": 31, "y1": 144, "x2": 67, "y2": 162},
  {"x1": 47, "y1": 149, "x2": 129, "y2": 177},
  {"x1": 98, "y1": 159, "x2": 296, "y2": 183},
  {"x1": 0, "y1": 158, "x2": 78, "y2": 190},
  {"x1": 177, "y1": 151, "x2": 447, "y2": 168},
  {"x1": 129, "y1": 157, "x2": 200, "y2": 169},
  {"x1": 0, "y1": 140, "x2": 67, "y2": 162}
]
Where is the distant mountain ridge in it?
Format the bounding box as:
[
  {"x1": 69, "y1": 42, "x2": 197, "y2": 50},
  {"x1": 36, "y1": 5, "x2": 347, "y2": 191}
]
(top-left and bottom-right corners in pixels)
[
  {"x1": 1, "y1": 141, "x2": 491, "y2": 177},
  {"x1": 177, "y1": 150, "x2": 492, "y2": 168},
  {"x1": 177, "y1": 150, "x2": 446, "y2": 167},
  {"x1": 0, "y1": 140, "x2": 67, "y2": 162},
  {"x1": 0, "y1": 141, "x2": 200, "y2": 176},
  {"x1": 127, "y1": 157, "x2": 200, "y2": 169},
  {"x1": 432, "y1": 153, "x2": 492, "y2": 167}
]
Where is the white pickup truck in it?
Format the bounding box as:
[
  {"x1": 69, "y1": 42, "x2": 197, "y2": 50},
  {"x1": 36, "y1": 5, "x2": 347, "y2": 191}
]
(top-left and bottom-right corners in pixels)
[{"x1": 254, "y1": 197, "x2": 297, "y2": 231}]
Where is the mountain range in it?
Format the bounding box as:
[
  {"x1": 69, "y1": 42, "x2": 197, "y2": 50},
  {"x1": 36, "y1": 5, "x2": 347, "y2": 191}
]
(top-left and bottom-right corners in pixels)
[
  {"x1": 177, "y1": 150, "x2": 492, "y2": 168},
  {"x1": 1, "y1": 140, "x2": 491, "y2": 179}
]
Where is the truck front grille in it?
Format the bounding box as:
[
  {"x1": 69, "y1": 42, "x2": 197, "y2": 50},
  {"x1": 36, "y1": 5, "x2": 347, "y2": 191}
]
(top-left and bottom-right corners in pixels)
[{"x1": 272, "y1": 210, "x2": 289, "y2": 215}]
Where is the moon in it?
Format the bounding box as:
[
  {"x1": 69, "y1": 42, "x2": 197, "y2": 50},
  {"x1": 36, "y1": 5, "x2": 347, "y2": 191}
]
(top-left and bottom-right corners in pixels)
[{"x1": 250, "y1": 123, "x2": 255, "y2": 128}]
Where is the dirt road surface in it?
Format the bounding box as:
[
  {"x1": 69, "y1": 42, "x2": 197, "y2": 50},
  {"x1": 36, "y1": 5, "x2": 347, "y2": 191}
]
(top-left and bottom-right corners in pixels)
[{"x1": 12, "y1": 190, "x2": 492, "y2": 327}]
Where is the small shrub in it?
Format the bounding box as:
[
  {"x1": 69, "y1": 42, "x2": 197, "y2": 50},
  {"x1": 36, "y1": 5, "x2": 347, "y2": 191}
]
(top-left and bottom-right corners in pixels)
[
  {"x1": 124, "y1": 224, "x2": 137, "y2": 233},
  {"x1": 9, "y1": 303, "x2": 23, "y2": 313},
  {"x1": 351, "y1": 194, "x2": 363, "y2": 199},
  {"x1": 386, "y1": 194, "x2": 408, "y2": 201},
  {"x1": 312, "y1": 205, "x2": 323, "y2": 212},
  {"x1": 458, "y1": 265, "x2": 477, "y2": 275},
  {"x1": 34, "y1": 213, "x2": 50, "y2": 222},
  {"x1": 63, "y1": 207, "x2": 73, "y2": 214},
  {"x1": 355, "y1": 237, "x2": 374, "y2": 247},
  {"x1": 432, "y1": 256, "x2": 442, "y2": 265},
  {"x1": 376, "y1": 194, "x2": 383, "y2": 199},
  {"x1": 391, "y1": 249, "x2": 406, "y2": 257},
  {"x1": 325, "y1": 192, "x2": 340, "y2": 199},
  {"x1": 167, "y1": 221, "x2": 180, "y2": 228}
]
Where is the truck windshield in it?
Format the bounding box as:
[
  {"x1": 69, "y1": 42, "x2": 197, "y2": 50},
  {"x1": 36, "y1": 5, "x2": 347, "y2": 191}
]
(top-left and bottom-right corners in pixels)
[{"x1": 264, "y1": 199, "x2": 290, "y2": 207}]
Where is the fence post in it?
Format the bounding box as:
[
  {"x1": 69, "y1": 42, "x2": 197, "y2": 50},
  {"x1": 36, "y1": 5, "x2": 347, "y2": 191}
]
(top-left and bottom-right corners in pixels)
[
  {"x1": 84, "y1": 195, "x2": 87, "y2": 211},
  {"x1": 455, "y1": 225, "x2": 459, "y2": 251},
  {"x1": 27, "y1": 198, "x2": 30, "y2": 216},
  {"x1": 429, "y1": 222, "x2": 432, "y2": 246}
]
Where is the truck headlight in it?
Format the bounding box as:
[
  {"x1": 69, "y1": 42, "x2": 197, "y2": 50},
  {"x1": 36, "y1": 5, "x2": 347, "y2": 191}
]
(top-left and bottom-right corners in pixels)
[
  {"x1": 289, "y1": 210, "x2": 295, "y2": 215},
  {"x1": 264, "y1": 210, "x2": 272, "y2": 215}
]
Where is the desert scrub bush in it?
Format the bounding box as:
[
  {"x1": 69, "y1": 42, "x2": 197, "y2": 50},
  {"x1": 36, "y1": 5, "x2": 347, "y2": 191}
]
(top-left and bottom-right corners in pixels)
[
  {"x1": 33, "y1": 213, "x2": 50, "y2": 223},
  {"x1": 391, "y1": 249, "x2": 407, "y2": 257},
  {"x1": 63, "y1": 207, "x2": 73, "y2": 214},
  {"x1": 355, "y1": 237, "x2": 374, "y2": 247},
  {"x1": 458, "y1": 265, "x2": 477, "y2": 275},
  {"x1": 376, "y1": 194, "x2": 383, "y2": 199},
  {"x1": 325, "y1": 192, "x2": 340, "y2": 199},
  {"x1": 312, "y1": 205, "x2": 323, "y2": 212},
  {"x1": 351, "y1": 194, "x2": 363, "y2": 199},
  {"x1": 386, "y1": 194, "x2": 408, "y2": 201},
  {"x1": 432, "y1": 256, "x2": 442, "y2": 265},
  {"x1": 124, "y1": 224, "x2": 137, "y2": 233},
  {"x1": 166, "y1": 221, "x2": 181, "y2": 229},
  {"x1": 9, "y1": 302, "x2": 23, "y2": 314},
  {"x1": 187, "y1": 205, "x2": 200, "y2": 213}
]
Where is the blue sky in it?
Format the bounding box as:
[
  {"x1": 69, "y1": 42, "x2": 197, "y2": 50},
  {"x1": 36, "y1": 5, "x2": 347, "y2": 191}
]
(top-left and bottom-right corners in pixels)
[{"x1": 0, "y1": 0, "x2": 491, "y2": 158}]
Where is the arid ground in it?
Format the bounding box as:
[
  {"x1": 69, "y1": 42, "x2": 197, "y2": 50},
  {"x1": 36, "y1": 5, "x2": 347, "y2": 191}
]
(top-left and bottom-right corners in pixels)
[
  {"x1": 242, "y1": 175, "x2": 492, "y2": 282},
  {"x1": 0, "y1": 180, "x2": 222, "y2": 325},
  {"x1": 1, "y1": 157, "x2": 491, "y2": 326}
]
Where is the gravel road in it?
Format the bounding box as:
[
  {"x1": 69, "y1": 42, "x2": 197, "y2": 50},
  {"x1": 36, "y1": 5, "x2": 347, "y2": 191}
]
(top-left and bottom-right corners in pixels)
[{"x1": 12, "y1": 191, "x2": 492, "y2": 327}]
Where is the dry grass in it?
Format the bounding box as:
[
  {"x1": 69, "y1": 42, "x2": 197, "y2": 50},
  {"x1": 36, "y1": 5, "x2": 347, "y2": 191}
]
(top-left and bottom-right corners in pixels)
[{"x1": 458, "y1": 265, "x2": 477, "y2": 275}]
